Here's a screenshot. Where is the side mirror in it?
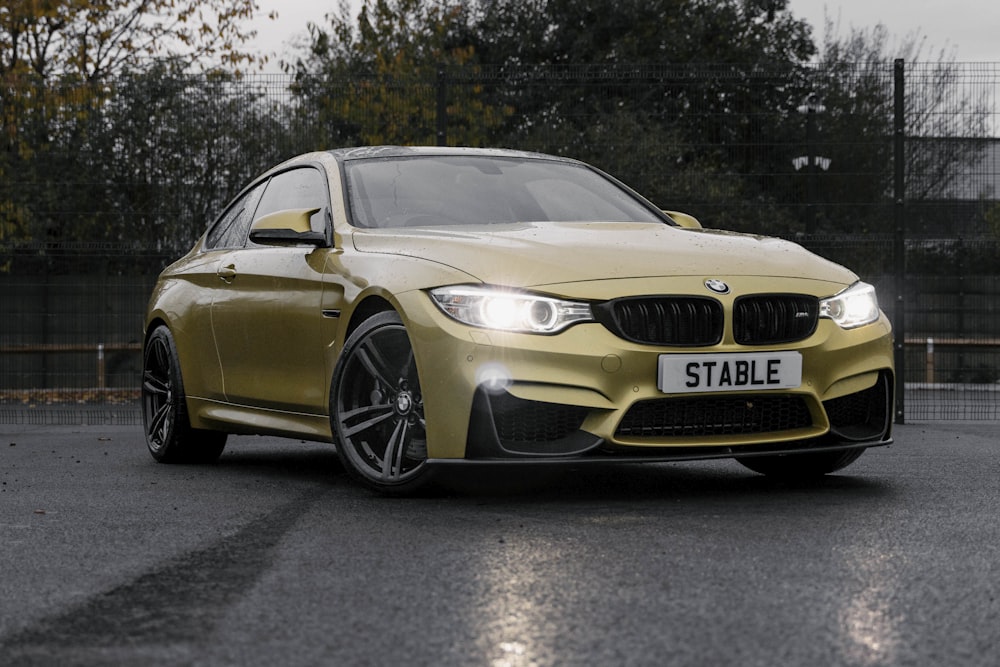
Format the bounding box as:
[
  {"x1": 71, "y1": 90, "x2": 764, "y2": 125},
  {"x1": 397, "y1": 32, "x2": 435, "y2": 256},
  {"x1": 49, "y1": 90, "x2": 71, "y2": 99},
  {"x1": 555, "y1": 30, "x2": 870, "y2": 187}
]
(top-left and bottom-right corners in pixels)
[
  {"x1": 663, "y1": 210, "x2": 703, "y2": 230},
  {"x1": 249, "y1": 207, "x2": 330, "y2": 246}
]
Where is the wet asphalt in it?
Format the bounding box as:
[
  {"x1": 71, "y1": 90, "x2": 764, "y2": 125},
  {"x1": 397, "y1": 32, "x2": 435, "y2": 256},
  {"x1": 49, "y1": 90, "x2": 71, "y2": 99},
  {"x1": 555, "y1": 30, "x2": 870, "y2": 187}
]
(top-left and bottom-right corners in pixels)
[{"x1": 1, "y1": 421, "x2": 998, "y2": 666}]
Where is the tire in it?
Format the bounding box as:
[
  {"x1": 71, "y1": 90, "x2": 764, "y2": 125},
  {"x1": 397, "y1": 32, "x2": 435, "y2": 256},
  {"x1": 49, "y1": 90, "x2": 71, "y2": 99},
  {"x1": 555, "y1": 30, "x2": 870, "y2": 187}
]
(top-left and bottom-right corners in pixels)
[
  {"x1": 142, "y1": 325, "x2": 227, "y2": 463},
  {"x1": 330, "y1": 311, "x2": 431, "y2": 494},
  {"x1": 736, "y1": 447, "x2": 865, "y2": 479}
]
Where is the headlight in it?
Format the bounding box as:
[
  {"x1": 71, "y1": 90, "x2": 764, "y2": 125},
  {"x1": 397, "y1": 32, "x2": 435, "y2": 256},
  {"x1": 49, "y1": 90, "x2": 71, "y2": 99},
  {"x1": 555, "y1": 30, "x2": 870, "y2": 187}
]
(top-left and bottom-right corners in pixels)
[
  {"x1": 429, "y1": 286, "x2": 593, "y2": 334},
  {"x1": 820, "y1": 282, "x2": 881, "y2": 329}
]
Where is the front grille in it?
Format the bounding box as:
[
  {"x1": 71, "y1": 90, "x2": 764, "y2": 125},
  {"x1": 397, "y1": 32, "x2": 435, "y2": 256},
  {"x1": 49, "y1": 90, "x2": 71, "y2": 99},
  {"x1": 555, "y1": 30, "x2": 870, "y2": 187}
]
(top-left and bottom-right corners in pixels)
[
  {"x1": 615, "y1": 395, "x2": 813, "y2": 438},
  {"x1": 489, "y1": 392, "x2": 588, "y2": 443},
  {"x1": 595, "y1": 297, "x2": 723, "y2": 346},
  {"x1": 734, "y1": 295, "x2": 819, "y2": 345}
]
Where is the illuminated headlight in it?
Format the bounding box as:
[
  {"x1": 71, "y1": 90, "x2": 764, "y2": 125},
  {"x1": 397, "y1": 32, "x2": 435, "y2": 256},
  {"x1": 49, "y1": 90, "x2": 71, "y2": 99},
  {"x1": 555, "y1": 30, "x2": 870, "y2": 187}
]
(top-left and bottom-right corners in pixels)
[
  {"x1": 429, "y1": 286, "x2": 593, "y2": 334},
  {"x1": 820, "y1": 282, "x2": 881, "y2": 329}
]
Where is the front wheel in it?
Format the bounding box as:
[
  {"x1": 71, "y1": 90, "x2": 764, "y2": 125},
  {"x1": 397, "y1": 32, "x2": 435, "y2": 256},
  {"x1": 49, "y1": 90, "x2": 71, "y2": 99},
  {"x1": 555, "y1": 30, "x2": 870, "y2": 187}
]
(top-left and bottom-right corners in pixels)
[
  {"x1": 142, "y1": 325, "x2": 227, "y2": 463},
  {"x1": 736, "y1": 448, "x2": 864, "y2": 479},
  {"x1": 330, "y1": 312, "x2": 431, "y2": 494}
]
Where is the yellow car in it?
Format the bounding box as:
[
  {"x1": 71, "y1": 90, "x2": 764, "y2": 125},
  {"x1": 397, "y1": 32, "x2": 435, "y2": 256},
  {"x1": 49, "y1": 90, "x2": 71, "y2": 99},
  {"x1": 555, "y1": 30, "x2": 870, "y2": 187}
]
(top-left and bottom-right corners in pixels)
[{"x1": 142, "y1": 147, "x2": 894, "y2": 493}]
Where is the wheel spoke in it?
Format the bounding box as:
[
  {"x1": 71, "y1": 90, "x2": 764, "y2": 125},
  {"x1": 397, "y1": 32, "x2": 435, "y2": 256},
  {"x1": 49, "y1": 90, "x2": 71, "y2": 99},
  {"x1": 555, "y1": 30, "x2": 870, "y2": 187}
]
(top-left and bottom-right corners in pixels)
[
  {"x1": 341, "y1": 403, "x2": 396, "y2": 438},
  {"x1": 403, "y1": 348, "x2": 418, "y2": 387},
  {"x1": 148, "y1": 398, "x2": 171, "y2": 444},
  {"x1": 355, "y1": 337, "x2": 399, "y2": 390},
  {"x1": 143, "y1": 369, "x2": 169, "y2": 396},
  {"x1": 381, "y1": 418, "x2": 409, "y2": 480},
  {"x1": 153, "y1": 339, "x2": 169, "y2": 374}
]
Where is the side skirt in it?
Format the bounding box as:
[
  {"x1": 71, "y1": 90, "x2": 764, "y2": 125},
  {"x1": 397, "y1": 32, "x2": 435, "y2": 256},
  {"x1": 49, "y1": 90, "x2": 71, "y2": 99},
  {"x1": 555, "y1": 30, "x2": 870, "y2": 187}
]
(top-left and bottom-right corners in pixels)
[{"x1": 187, "y1": 397, "x2": 334, "y2": 443}]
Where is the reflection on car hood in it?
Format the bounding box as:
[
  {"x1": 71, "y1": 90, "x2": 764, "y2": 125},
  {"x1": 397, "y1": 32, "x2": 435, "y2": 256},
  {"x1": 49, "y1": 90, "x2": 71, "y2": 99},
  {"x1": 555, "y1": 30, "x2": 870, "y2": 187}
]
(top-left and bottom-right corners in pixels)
[{"x1": 350, "y1": 222, "x2": 857, "y2": 289}]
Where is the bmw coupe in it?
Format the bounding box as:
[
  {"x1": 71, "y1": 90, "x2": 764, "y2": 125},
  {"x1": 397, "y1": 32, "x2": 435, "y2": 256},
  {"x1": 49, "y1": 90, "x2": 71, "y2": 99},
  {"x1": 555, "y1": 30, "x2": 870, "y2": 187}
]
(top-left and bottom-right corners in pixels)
[{"x1": 142, "y1": 146, "x2": 894, "y2": 493}]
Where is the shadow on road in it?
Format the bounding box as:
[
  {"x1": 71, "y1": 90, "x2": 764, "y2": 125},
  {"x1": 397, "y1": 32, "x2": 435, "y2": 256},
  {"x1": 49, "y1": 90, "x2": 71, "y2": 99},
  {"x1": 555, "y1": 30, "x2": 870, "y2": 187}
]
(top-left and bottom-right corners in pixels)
[{"x1": 199, "y1": 435, "x2": 894, "y2": 505}]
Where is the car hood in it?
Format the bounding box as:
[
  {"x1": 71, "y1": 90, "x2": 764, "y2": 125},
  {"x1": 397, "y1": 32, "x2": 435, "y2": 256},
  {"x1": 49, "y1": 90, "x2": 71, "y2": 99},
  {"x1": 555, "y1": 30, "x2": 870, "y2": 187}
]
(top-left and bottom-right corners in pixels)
[{"x1": 350, "y1": 222, "x2": 858, "y2": 289}]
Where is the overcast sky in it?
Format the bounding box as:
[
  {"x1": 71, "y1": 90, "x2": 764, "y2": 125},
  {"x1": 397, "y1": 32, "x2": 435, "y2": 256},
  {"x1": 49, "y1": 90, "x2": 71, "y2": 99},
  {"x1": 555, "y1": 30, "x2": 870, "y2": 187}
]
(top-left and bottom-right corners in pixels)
[
  {"x1": 794, "y1": 0, "x2": 999, "y2": 61},
  {"x1": 247, "y1": 0, "x2": 999, "y2": 69}
]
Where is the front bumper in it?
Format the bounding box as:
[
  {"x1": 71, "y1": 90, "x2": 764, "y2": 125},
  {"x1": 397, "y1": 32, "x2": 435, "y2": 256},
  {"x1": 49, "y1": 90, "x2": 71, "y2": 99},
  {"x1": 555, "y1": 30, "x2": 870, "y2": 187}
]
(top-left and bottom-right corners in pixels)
[
  {"x1": 395, "y1": 284, "x2": 895, "y2": 463},
  {"x1": 463, "y1": 369, "x2": 893, "y2": 461}
]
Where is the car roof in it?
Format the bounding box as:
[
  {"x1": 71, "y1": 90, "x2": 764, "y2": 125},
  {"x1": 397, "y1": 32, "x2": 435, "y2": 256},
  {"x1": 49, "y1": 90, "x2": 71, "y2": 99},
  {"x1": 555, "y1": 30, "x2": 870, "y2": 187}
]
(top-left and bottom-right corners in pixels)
[{"x1": 328, "y1": 145, "x2": 579, "y2": 164}]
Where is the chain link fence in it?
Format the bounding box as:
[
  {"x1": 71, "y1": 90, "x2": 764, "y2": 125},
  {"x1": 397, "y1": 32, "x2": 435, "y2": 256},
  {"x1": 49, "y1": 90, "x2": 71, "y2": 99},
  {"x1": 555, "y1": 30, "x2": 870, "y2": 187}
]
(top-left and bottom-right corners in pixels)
[{"x1": 1, "y1": 62, "x2": 998, "y2": 423}]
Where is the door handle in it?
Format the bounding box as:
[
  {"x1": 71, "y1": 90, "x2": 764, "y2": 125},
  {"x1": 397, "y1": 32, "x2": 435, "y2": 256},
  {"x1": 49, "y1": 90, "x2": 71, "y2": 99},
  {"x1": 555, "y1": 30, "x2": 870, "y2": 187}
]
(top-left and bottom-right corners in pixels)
[{"x1": 218, "y1": 264, "x2": 237, "y2": 283}]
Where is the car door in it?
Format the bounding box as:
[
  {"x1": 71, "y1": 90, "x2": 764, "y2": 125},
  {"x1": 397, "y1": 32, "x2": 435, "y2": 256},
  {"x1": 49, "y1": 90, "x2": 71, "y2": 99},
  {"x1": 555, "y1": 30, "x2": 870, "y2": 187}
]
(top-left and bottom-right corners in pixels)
[
  {"x1": 210, "y1": 166, "x2": 332, "y2": 414},
  {"x1": 173, "y1": 182, "x2": 266, "y2": 402}
]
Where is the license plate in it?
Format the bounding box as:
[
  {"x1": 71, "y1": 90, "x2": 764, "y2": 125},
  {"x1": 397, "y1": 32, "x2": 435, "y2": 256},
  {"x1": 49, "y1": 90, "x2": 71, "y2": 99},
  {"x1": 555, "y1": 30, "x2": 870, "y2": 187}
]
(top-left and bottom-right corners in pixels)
[{"x1": 657, "y1": 352, "x2": 802, "y2": 394}]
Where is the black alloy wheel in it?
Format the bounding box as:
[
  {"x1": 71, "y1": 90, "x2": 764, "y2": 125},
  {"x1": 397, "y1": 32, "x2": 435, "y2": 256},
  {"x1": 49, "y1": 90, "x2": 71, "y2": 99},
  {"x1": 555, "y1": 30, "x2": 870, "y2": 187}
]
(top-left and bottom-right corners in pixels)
[
  {"x1": 330, "y1": 312, "x2": 430, "y2": 493},
  {"x1": 142, "y1": 325, "x2": 226, "y2": 463}
]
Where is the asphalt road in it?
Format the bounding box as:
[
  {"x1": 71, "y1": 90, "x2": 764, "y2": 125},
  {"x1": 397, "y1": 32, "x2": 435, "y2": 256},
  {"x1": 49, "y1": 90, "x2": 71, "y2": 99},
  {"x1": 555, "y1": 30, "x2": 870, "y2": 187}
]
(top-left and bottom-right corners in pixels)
[{"x1": 1, "y1": 421, "x2": 998, "y2": 666}]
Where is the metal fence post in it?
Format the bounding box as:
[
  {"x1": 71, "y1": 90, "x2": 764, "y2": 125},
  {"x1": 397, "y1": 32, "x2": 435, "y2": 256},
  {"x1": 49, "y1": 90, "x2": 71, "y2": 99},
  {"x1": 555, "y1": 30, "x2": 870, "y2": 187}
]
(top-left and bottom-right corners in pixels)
[
  {"x1": 893, "y1": 58, "x2": 907, "y2": 424},
  {"x1": 436, "y1": 67, "x2": 447, "y2": 147}
]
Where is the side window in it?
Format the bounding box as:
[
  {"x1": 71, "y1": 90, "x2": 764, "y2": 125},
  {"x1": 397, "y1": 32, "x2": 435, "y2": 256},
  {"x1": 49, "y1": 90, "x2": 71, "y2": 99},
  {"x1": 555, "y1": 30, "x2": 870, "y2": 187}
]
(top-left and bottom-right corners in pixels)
[
  {"x1": 253, "y1": 167, "x2": 330, "y2": 232},
  {"x1": 204, "y1": 182, "x2": 265, "y2": 250}
]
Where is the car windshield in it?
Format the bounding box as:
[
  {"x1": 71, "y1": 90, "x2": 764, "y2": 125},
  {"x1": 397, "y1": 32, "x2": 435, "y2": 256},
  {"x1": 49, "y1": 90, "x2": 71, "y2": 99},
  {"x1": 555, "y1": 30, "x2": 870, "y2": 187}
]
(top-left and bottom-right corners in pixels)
[{"x1": 344, "y1": 155, "x2": 665, "y2": 228}]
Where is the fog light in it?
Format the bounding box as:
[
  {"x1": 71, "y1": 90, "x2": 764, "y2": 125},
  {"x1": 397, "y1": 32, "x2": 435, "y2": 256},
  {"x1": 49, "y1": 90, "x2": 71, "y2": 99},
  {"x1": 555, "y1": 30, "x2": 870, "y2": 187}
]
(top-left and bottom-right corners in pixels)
[{"x1": 476, "y1": 363, "x2": 512, "y2": 393}]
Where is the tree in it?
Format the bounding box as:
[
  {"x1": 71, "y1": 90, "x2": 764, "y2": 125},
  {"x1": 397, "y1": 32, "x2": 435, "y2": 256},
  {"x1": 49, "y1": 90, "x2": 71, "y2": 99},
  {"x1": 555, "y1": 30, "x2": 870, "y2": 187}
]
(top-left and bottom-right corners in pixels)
[
  {"x1": 1, "y1": 0, "x2": 271, "y2": 80},
  {"x1": 805, "y1": 21, "x2": 991, "y2": 234},
  {"x1": 1, "y1": 0, "x2": 275, "y2": 249},
  {"x1": 3, "y1": 65, "x2": 300, "y2": 255},
  {"x1": 288, "y1": 0, "x2": 826, "y2": 232},
  {"x1": 466, "y1": 0, "x2": 817, "y2": 232},
  {"x1": 289, "y1": 0, "x2": 511, "y2": 147},
  {"x1": 470, "y1": 0, "x2": 815, "y2": 66},
  {"x1": 61, "y1": 66, "x2": 298, "y2": 254}
]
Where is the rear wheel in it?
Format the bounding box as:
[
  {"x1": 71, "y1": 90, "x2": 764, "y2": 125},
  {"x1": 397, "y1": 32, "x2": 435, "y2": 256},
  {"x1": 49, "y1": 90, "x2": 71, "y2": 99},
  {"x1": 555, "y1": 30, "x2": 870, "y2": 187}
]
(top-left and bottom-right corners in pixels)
[
  {"x1": 330, "y1": 312, "x2": 431, "y2": 494},
  {"x1": 142, "y1": 326, "x2": 227, "y2": 463},
  {"x1": 736, "y1": 448, "x2": 864, "y2": 478}
]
